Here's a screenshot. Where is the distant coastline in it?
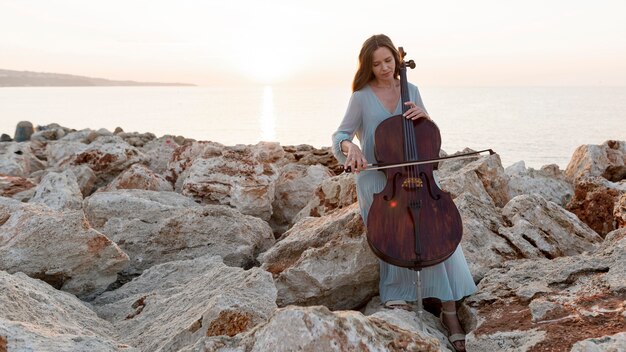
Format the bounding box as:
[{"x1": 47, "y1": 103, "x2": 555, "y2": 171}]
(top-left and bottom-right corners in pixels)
[{"x1": 0, "y1": 69, "x2": 195, "y2": 87}]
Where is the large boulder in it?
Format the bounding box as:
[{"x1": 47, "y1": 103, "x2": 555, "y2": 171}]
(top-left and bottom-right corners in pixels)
[
  {"x1": 270, "y1": 163, "x2": 332, "y2": 234},
  {"x1": 259, "y1": 204, "x2": 378, "y2": 310},
  {"x1": 28, "y1": 170, "x2": 83, "y2": 211},
  {"x1": 0, "y1": 142, "x2": 46, "y2": 177},
  {"x1": 165, "y1": 141, "x2": 220, "y2": 186},
  {"x1": 186, "y1": 305, "x2": 442, "y2": 352},
  {"x1": 45, "y1": 140, "x2": 89, "y2": 169},
  {"x1": 456, "y1": 192, "x2": 602, "y2": 281},
  {"x1": 454, "y1": 192, "x2": 517, "y2": 281},
  {"x1": 70, "y1": 164, "x2": 98, "y2": 196},
  {"x1": 99, "y1": 163, "x2": 173, "y2": 192},
  {"x1": 91, "y1": 255, "x2": 277, "y2": 352},
  {"x1": 30, "y1": 125, "x2": 68, "y2": 142},
  {"x1": 567, "y1": 175, "x2": 626, "y2": 237},
  {"x1": 0, "y1": 174, "x2": 35, "y2": 198},
  {"x1": 438, "y1": 150, "x2": 510, "y2": 207},
  {"x1": 500, "y1": 194, "x2": 602, "y2": 258},
  {"x1": 294, "y1": 172, "x2": 358, "y2": 223},
  {"x1": 565, "y1": 140, "x2": 626, "y2": 182},
  {"x1": 83, "y1": 189, "x2": 198, "y2": 228},
  {"x1": 180, "y1": 142, "x2": 283, "y2": 221},
  {"x1": 59, "y1": 128, "x2": 94, "y2": 143},
  {"x1": 116, "y1": 131, "x2": 156, "y2": 148},
  {"x1": 139, "y1": 135, "x2": 181, "y2": 174},
  {"x1": 363, "y1": 297, "x2": 455, "y2": 352},
  {"x1": 71, "y1": 136, "x2": 149, "y2": 188},
  {"x1": 0, "y1": 271, "x2": 135, "y2": 351},
  {"x1": 0, "y1": 198, "x2": 129, "y2": 299},
  {"x1": 83, "y1": 190, "x2": 274, "y2": 274},
  {"x1": 505, "y1": 161, "x2": 574, "y2": 206},
  {"x1": 464, "y1": 227, "x2": 626, "y2": 351},
  {"x1": 281, "y1": 145, "x2": 342, "y2": 174}
]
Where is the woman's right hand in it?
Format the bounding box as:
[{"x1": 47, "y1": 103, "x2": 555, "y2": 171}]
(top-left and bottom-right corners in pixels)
[{"x1": 343, "y1": 141, "x2": 368, "y2": 173}]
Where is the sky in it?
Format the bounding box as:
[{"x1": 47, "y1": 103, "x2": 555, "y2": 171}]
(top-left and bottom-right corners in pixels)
[{"x1": 1, "y1": 0, "x2": 626, "y2": 87}]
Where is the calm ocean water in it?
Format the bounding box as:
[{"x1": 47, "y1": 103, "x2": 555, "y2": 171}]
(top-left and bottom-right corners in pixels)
[{"x1": 1, "y1": 86, "x2": 624, "y2": 169}]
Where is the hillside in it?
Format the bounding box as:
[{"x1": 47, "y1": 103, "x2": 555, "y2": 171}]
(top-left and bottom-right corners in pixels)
[{"x1": 0, "y1": 69, "x2": 195, "y2": 87}]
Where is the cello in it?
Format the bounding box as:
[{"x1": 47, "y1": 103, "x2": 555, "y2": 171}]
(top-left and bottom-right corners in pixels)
[{"x1": 366, "y1": 48, "x2": 463, "y2": 269}]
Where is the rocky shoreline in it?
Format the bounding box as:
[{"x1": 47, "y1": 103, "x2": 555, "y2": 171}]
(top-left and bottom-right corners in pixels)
[{"x1": 1, "y1": 122, "x2": 625, "y2": 351}]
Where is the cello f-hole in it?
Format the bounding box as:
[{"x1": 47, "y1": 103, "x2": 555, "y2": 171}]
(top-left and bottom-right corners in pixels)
[
  {"x1": 382, "y1": 171, "x2": 402, "y2": 201},
  {"x1": 420, "y1": 171, "x2": 441, "y2": 201}
]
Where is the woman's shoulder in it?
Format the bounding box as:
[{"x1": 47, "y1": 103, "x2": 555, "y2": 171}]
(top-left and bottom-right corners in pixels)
[
  {"x1": 350, "y1": 86, "x2": 371, "y2": 101},
  {"x1": 353, "y1": 84, "x2": 371, "y2": 95},
  {"x1": 407, "y1": 82, "x2": 419, "y2": 90}
]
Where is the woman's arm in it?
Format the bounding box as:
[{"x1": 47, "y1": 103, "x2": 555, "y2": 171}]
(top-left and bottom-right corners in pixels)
[{"x1": 331, "y1": 92, "x2": 363, "y2": 165}]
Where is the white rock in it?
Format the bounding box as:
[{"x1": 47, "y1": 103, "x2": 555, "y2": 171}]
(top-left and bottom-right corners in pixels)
[
  {"x1": 70, "y1": 164, "x2": 97, "y2": 196},
  {"x1": 260, "y1": 204, "x2": 378, "y2": 310},
  {"x1": 528, "y1": 298, "x2": 564, "y2": 322},
  {"x1": 270, "y1": 163, "x2": 332, "y2": 234},
  {"x1": 140, "y1": 135, "x2": 181, "y2": 174},
  {"x1": 29, "y1": 170, "x2": 83, "y2": 211},
  {"x1": 165, "y1": 141, "x2": 223, "y2": 188},
  {"x1": 99, "y1": 163, "x2": 173, "y2": 192},
  {"x1": 83, "y1": 189, "x2": 198, "y2": 228},
  {"x1": 46, "y1": 140, "x2": 89, "y2": 168},
  {"x1": 189, "y1": 305, "x2": 442, "y2": 352},
  {"x1": 570, "y1": 332, "x2": 626, "y2": 352},
  {"x1": 0, "y1": 198, "x2": 129, "y2": 299},
  {"x1": 438, "y1": 151, "x2": 510, "y2": 207},
  {"x1": 466, "y1": 329, "x2": 547, "y2": 352},
  {"x1": 465, "y1": 229, "x2": 626, "y2": 350},
  {"x1": 0, "y1": 271, "x2": 136, "y2": 352},
  {"x1": 92, "y1": 255, "x2": 277, "y2": 352},
  {"x1": 454, "y1": 192, "x2": 515, "y2": 281},
  {"x1": 506, "y1": 161, "x2": 574, "y2": 206},
  {"x1": 84, "y1": 190, "x2": 274, "y2": 274},
  {"x1": 0, "y1": 142, "x2": 46, "y2": 177},
  {"x1": 0, "y1": 174, "x2": 35, "y2": 198},
  {"x1": 60, "y1": 128, "x2": 94, "y2": 143},
  {"x1": 565, "y1": 140, "x2": 626, "y2": 182},
  {"x1": 72, "y1": 136, "x2": 150, "y2": 187},
  {"x1": 294, "y1": 172, "x2": 358, "y2": 223},
  {"x1": 501, "y1": 194, "x2": 602, "y2": 258},
  {"x1": 363, "y1": 296, "x2": 454, "y2": 352},
  {"x1": 181, "y1": 143, "x2": 279, "y2": 221}
]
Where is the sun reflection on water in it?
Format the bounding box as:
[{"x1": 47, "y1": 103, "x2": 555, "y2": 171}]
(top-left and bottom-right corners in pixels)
[{"x1": 260, "y1": 85, "x2": 276, "y2": 141}]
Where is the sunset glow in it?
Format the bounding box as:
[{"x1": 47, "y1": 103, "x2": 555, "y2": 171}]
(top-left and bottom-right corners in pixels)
[{"x1": 1, "y1": 0, "x2": 625, "y2": 86}]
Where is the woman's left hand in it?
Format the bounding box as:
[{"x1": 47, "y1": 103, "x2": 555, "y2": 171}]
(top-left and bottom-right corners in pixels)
[{"x1": 403, "y1": 102, "x2": 431, "y2": 120}]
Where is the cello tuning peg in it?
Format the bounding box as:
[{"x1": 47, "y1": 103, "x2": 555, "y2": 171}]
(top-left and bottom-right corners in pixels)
[{"x1": 407, "y1": 60, "x2": 416, "y2": 69}]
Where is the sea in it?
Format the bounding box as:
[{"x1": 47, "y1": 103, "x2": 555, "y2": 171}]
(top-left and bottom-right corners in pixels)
[{"x1": 1, "y1": 86, "x2": 625, "y2": 170}]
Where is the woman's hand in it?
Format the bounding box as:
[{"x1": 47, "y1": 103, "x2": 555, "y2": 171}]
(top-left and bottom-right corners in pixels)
[
  {"x1": 403, "y1": 102, "x2": 431, "y2": 120},
  {"x1": 342, "y1": 141, "x2": 368, "y2": 173}
]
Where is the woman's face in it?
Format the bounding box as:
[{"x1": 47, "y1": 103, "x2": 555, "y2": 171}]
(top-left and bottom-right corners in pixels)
[{"x1": 371, "y1": 46, "x2": 395, "y2": 82}]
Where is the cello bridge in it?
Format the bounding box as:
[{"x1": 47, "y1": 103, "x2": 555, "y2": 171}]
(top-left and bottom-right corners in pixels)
[{"x1": 402, "y1": 177, "x2": 423, "y2": 189}]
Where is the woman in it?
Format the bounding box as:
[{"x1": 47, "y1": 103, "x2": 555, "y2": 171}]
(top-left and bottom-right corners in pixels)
[{"x1": 331, "y1": 34, "x2": 476, "y2": 352}]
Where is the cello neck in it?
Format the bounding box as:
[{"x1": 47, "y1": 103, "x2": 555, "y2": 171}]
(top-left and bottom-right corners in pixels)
[
  {"x1": 397, "y1": 47, "x2": 417, "y2": 162},
  {"x1": 398, "y1": 47, "x2": 415, "y2": 114}
]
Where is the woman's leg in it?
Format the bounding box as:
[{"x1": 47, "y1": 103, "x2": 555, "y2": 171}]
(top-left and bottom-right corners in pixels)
[{"x1": 441, "y1": 300, "x2": 466, "y2": 352}]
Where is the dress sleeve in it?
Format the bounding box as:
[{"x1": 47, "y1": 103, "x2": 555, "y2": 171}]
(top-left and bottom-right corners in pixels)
[
  {"x1": 331, "y1": 92, "x2": 363, "y2": 165},
  {"x1": 412, "y1": 84, "x2": 427, "y2": 114}
]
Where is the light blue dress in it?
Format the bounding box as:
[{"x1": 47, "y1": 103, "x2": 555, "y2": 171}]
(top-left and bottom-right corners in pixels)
[{"x1": 331, "y1": 83, "x2": 477, "y2": 303}]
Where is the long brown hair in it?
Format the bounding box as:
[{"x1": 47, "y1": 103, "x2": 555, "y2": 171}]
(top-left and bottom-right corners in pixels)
[{"x1": 352, "y1": 34, "x2": 401, "y2": 92}]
